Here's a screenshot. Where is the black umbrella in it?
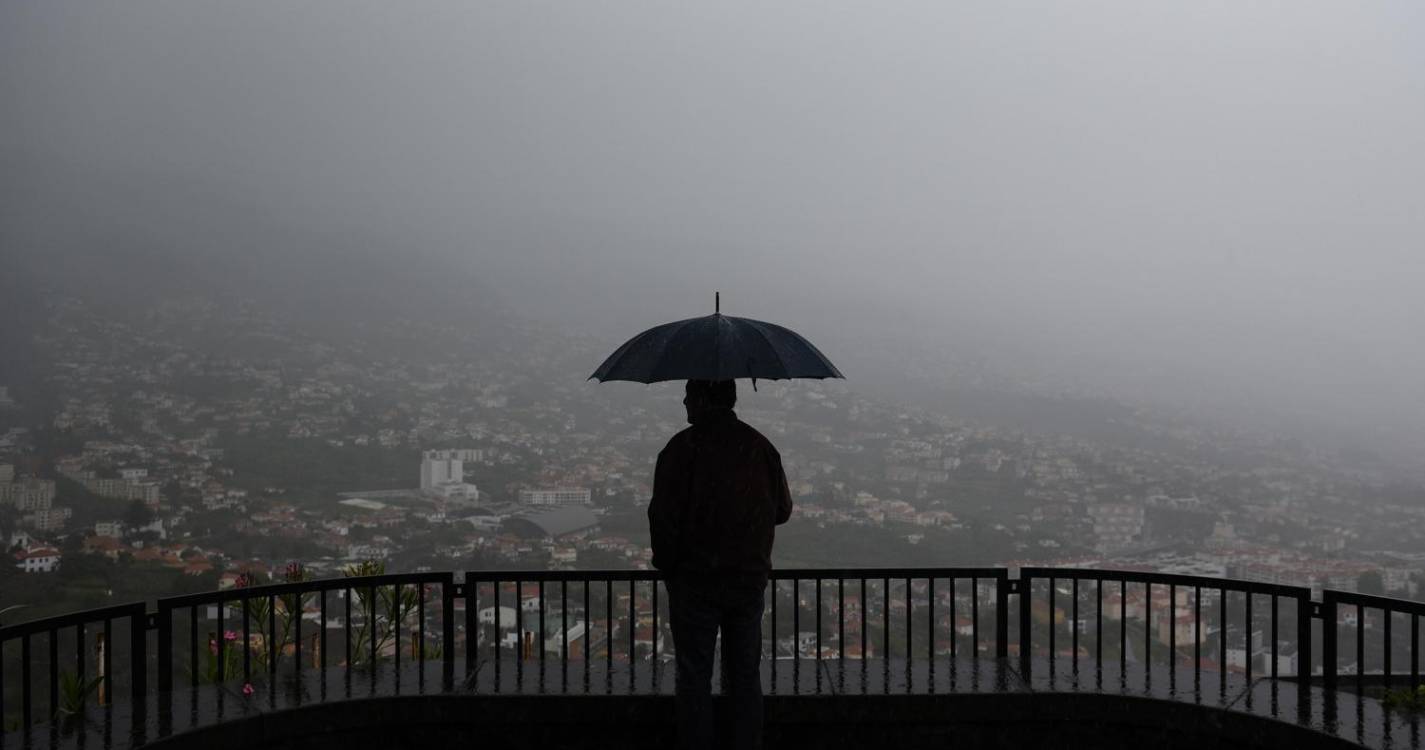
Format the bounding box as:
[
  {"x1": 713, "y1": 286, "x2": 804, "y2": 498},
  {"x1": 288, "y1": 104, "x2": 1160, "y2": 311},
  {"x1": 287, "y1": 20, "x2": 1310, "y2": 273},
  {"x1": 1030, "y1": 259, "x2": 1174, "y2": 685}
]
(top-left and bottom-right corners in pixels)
[{"x1": 590, "y1": 293, "x2": 843, "y2": 384}]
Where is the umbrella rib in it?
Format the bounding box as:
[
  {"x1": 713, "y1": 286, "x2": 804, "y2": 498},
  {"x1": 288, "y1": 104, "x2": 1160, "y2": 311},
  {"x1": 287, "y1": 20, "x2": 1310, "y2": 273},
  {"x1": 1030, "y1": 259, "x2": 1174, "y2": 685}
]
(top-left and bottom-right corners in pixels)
[{"x1": 742, "y1": 319, "x2": 791, "y2": 377}]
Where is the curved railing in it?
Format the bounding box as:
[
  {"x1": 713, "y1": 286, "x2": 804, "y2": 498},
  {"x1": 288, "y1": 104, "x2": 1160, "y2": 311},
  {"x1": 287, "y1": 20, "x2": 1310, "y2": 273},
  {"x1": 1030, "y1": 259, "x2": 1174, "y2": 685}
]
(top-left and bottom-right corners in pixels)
[{"x1": 2, "y1": 567, "x2": 1422, "y2": 748}]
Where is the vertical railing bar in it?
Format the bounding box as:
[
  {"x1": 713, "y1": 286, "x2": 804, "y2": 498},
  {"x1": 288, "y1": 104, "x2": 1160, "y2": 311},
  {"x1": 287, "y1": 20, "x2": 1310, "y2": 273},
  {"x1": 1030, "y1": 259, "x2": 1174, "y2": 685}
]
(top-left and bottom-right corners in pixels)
[
  {"x1": 906, "y1": 577, "x2": 913, "y2": 665},
  {"x1": 648, "y1": 579, "x2": 656, "y2": 692},
  {"x1": 883, "y1": 577, "x2": 891, "y2": 664},
  {"x1": 49, "y1": 628, "x2": 60, "y2": 721},
  {"x1": 130, "y1": 606, "x2": 148, "y2": 708},
  {"x1": 515, "y1": 580, "x2": 523, "y2": 684},
  {"x1": 539, "y1": 580, "x2": 547, "y2": 675},
  {"x1": 562, "y1": 580, "x2": 570, "y2": 690},
  {"x1": 1245, "y1": 590, "x2": 1252, "y2": 684},
  {"x1": 584, "y1": 579, "x2": 592, "y2": 690},
  {"x1": 1049, "y1": 577, "x2": 1057, "y2": 664},
  {"x1": 995, "y1": 573, "x2": 1009, "y2": 660},
  {"x1": 1323, "y1": 593, "x2": 1338, "y2": 690},
  {"x1": 394, "y1": 585, "x2": 403, "y2": 678},
  {"x1": 1119, "y1": 580, "x2": 1127, "y2": 678},
  {"x1": 1356, "y1": 602, "x2": 1364, "y2": 694},
  {"x1": 838, "y1": 578, "x2": 846, "y2": 665},
  {"x1": 369, "y1": 585, "x2": 377, "y2": 681},
  {"x1": 1270, "y1": 594, "x2": 1278, "y2": 679},
  {"x1": 77, "y1": 621, "x2": 87, "y2": 688},
  {"x1": 928, "y1": 577, "x2": 935, "y2": 664},
  {"x1": 1409, "y1": 612, "x2": 1419, "y2": 690},
  {"x1": 189, "y1": 608, "x2": 199, "y2": 690},
  {"x1": 320, "y1": 590, "x2": 328, "y2": 675},
  {"x1": 949, "y1": 578, "x2": 956, "y2": 659},
  {"x1": 494, "y1": 582, "x2": 502, "y2": 691},
  {"x1": 418, "y1": 583, "x2": 426, "y2": 662},
  {"x1": 344, "y1": 587, "x2": 352, "y2": 669},
  {"x1": 605, "y1": 579, "x2": 613, "y2": 679},
  {"x1": 971, "y1": 577, "x2": 979, "y2": 656},
  {"x1": 1383, "y1": 606, "x2": 1392, "y2": 688},
  {"x1": 441, "y1": 577, "x2": 455, "y2": 687},
  {"x1": 1219, "y1": 588, "x2": 1227, "y2": 693},
  {"x1": 1145, "y1": 582, "x2": 1152, "y2": 682},
  {"x1": 1295, "y1": 590, "x2": 1312, "y2": 684},
  {"x1": 268, "y1": 594, "x2": 278, "y2": 676},
  {"x1": 242, "y1": 593, "x2": 251, "y2": 683},
  {"x1": 860, "y1": 578, "x2": 868, "y2": 661},
  {"x1": 155, "y1": 607, "x2": 171, "y2": 699},
  {"x1": 771, "y1": 578, "x2": 778, "y2": 683},
  {"x1": 1095, "y1": 579, "x2": 1103, "y2": 674},
  {"x1": 793, "y1": 578, "x2": 801, "y2": 682},
  {"x1": 629, "y1": 578, "x2": 636, "y2": 688},
  {"x1": 815, "y1": 578, "x2": 823, "y2": 664},
  {"x1": 295, "y1": 588, "x2": 304, "y2": 679},
  {"x1": 1072, "y1": 578, "x2": 1079, "y2": 670},
  {"x1": 1193, "y1": 586, "x2": 1200, "y2": 682},
  {"x1": 22, "y1": 634, "x2": 33, "y2": 731},
  {"x1": 1017, "y1": 574, "x2": 1031, "y2": 677},
  {"x1": 1169, "y1": 584, "x2": 1176, "y2": 680}
]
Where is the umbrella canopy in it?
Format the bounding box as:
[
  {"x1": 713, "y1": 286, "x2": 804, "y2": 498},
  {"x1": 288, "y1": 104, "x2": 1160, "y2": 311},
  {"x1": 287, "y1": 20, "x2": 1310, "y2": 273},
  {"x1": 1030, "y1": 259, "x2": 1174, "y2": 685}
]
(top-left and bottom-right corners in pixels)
[{"x1": 590, "y1": 297, "x2": 843, "y2": 384}]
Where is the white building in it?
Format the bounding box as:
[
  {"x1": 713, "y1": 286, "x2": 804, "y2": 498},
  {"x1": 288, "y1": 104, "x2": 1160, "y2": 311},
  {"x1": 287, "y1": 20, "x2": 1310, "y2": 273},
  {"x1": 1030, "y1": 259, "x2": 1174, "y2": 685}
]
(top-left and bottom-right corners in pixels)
[
  {"x1": 518, "y1": 488, "x2": 591, "y2": 506},
  {"x1": 95, "y1": 520, "x2": 126, "y2": 538},
  {"x1": 2, "y1": 478, "x2": 56, "y2": 511},
  {"x1": 15, "y1": 545, "x2": 62, "y2": 573}
]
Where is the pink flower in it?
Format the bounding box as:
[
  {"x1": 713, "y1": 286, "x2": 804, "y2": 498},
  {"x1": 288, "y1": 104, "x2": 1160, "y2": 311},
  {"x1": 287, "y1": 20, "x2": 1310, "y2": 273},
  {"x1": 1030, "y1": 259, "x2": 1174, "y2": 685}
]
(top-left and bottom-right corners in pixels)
[
  {"x1": 208, "y1": 638, "x2": 218, "y2": 655},
  {"x1": 224, "y1": 630, "x2": 239, "y2": 641},
  {"x1": 241, "y1": 683, "x2": 255, "y2": 697}
]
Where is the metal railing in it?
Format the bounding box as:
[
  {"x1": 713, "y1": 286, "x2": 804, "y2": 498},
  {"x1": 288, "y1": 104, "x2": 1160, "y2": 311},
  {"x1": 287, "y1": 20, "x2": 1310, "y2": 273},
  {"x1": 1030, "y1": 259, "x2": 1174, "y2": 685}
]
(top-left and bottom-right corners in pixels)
[{"x1": 3, "y1": 566, "x2": 1423, "y2": 747}]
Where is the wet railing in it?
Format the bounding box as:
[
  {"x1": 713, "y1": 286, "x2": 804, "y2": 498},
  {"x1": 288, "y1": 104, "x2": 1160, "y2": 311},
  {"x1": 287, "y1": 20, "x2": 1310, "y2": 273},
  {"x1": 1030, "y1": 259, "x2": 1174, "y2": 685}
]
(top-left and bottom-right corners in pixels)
[{"x1": 3, "y1": 567, "x2": 1423, "y2": 748}]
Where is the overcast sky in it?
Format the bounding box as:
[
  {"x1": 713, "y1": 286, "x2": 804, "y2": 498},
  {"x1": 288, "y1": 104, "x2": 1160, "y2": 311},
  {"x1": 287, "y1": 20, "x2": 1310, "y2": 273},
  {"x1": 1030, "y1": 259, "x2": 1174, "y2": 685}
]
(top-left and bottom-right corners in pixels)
[{"x1": 3, "y1": 2, "x2": 1424, "y2": 464}]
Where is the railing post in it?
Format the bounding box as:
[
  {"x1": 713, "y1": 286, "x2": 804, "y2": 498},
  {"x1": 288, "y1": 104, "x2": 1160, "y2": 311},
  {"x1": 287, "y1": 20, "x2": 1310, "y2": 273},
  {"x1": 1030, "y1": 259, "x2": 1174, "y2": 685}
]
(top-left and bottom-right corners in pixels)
[
  {"x1": 1296, "y1": 591, "x2": 1312, "y2": 680},
  {"x1": 131, "y1": 605, "x2": 149, "y2": 744},
  {"x1": 157, "y1": 605, "x2": 172, "y2": 694},
  {"x1": 995, "y1": 572, "x2": 1009, "y2": 659},
  {"x1": 1017, "y1": 571, "x2": 1031, "y2": 676},
  {"x1": 1322, "y1": 591, "x2": 1337, "y2": 690},
  {"x1": 442, "y1": 574, "x2": 456, "y2": 688}
]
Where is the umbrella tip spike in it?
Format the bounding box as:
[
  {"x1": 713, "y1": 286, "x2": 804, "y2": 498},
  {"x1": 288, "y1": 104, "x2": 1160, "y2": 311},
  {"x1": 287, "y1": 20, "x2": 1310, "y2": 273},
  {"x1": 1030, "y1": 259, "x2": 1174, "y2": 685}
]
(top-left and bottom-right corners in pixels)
[{"x1": 715, "y1": 291, "x2": 720, "y2": 314}]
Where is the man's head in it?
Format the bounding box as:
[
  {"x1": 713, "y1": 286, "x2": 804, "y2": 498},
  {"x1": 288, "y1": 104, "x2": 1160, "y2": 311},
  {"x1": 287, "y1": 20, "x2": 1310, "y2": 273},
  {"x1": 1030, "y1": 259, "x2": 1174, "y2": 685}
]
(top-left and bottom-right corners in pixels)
[{"x1": 683, "y1": 379, "x2": 736, "y2": 423}]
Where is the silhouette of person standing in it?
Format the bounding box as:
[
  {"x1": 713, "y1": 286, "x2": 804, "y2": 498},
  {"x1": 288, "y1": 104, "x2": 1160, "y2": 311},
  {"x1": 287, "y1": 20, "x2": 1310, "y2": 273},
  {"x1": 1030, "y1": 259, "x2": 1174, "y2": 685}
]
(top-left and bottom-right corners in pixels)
[{"x1": 648, "y1": 379, "x2": 793, "y2": 750}]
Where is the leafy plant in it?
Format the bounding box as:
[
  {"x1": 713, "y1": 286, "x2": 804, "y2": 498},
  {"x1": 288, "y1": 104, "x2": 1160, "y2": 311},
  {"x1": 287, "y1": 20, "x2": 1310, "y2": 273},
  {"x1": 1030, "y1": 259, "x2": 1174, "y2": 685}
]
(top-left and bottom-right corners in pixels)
[
  {"x1": 53, "y1": 670, "x2": 104, "y2": 733},
  {"x1": 1382, "y1": 685, "x2": 1425, "y2": 712},
  {"x1": 201, "y1": 629, "x2": 244, "y2": 684},
  {"x1": 343, "y1": 560, "x2": 426, "y2": 667}
]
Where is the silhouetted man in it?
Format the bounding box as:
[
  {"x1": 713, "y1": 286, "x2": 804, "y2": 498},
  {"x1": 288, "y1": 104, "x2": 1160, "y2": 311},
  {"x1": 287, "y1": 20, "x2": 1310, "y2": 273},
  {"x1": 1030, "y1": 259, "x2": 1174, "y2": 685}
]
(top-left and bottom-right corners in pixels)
[{"x1": 648, "y1": 379, "x2": 793, "y2": 750}]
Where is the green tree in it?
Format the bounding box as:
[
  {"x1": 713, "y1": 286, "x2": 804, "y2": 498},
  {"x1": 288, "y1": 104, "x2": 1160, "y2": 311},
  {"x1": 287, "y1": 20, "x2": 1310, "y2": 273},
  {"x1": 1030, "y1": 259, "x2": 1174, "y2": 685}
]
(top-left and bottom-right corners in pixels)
[{"x1": 1357, "y1": 570, "x2": 1385, "y2": 596}]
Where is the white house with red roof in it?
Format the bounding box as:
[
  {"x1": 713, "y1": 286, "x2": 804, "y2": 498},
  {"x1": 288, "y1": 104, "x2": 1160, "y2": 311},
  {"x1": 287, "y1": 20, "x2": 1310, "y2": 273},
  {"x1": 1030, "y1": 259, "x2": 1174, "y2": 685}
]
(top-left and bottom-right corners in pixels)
[{"x1": 14, "y1": 545, "x2": 62, "y2": 573}]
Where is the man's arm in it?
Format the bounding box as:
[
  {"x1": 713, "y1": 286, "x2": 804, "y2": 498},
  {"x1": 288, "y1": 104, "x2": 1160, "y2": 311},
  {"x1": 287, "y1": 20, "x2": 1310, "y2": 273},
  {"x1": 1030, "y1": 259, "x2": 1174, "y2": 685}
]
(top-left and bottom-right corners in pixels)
[
  {"x1": 770, "y1": 447, "x2": 793, "y2": 526},
  {"x1": 646, "y1": 444, "x2": 680, "y2": 571}
]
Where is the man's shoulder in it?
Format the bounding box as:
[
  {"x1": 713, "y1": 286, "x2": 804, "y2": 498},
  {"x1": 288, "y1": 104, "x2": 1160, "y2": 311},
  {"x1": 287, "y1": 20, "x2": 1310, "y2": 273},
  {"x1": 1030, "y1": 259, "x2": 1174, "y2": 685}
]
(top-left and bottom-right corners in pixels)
[{"x1": 731, "y1": 418, "x2": 780, "y2": 455}]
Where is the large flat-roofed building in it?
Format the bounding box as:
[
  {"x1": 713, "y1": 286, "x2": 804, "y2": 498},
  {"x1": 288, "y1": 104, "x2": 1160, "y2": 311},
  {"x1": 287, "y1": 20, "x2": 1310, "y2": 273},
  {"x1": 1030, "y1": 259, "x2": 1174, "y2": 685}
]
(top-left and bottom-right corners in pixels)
[
  {"x1": 518, "y1": 487, "x2": 591, "y2": 507},
  {"x1": 503, "y1": 506, "x2": 600, "y2": 540},
  {"x1": 420, "y1": 450, "x2": 465, "y2": 490}
]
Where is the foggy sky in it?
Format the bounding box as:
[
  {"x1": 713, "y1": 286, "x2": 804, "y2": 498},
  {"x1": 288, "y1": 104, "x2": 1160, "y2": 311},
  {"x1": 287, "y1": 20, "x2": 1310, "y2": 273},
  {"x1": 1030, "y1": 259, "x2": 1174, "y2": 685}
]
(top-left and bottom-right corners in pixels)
[{"x1": 3, "y1": 2, "x2": 1424, "y2": 466}]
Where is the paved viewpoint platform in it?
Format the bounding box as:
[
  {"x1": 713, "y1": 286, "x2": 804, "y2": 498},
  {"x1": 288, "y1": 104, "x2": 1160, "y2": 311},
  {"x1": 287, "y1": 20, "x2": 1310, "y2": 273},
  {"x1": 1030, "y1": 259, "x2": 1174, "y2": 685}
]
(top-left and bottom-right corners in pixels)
[{"x1": 26, "y1": 657, "x2": 1412, "y2": 750}]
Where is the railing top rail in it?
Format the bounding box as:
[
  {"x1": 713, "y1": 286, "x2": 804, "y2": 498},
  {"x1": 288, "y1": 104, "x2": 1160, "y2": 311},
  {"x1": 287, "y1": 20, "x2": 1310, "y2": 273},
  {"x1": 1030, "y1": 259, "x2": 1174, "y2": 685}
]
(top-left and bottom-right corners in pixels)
[
  {"x1": 461, "y1": 567, "x2": 1009, "y2": 583},
  {"x1": 0, "y1": 601, "x2": 147, "y2": 640},
  {"x1": 1322, "y1": 587, "x2": 1425, "y2": 615},
  {"x1": 156, "y1": 571, "x2": 454, "y2": 610},
  {"x1": 1019, "y1": 566, "x2": 1313, "y2": 598}
]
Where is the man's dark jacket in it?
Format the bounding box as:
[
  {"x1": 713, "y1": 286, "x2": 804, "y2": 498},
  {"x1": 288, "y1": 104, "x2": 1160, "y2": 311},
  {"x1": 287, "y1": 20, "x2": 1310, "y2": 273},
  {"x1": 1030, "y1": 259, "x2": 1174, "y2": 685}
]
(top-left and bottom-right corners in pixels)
[{"x1": 647, "y1": 409, "x2": 793, "y2": 580}]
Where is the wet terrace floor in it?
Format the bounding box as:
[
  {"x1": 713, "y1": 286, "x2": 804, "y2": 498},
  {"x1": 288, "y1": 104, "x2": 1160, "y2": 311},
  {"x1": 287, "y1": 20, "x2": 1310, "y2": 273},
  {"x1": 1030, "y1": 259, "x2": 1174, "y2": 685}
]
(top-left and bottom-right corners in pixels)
[{"x1": 12, "y1": 658, "x2": 1423, "y2": 750}]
